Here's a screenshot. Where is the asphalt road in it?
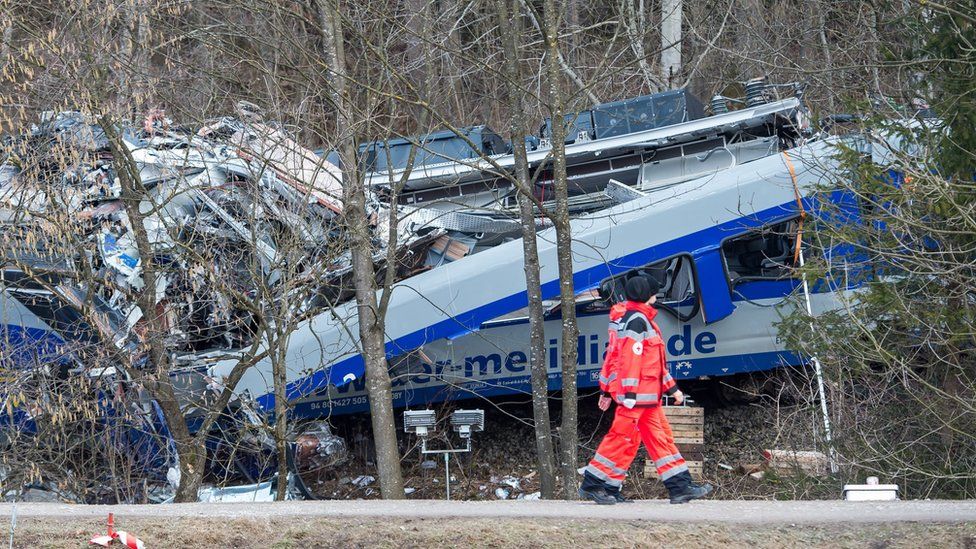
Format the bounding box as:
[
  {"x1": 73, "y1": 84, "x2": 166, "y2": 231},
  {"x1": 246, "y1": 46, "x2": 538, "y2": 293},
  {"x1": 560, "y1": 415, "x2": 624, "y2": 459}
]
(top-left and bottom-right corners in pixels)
[{"x1": 0, "y1": 499, "x2": 973, "y2": 523}]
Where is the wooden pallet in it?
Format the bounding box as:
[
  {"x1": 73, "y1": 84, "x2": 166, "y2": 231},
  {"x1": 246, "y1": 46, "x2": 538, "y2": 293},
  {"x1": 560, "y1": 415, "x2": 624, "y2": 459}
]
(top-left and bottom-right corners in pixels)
[
  {"x1": 644, "y1": 406, "x2": 705, "y2": 479},
  {"x1": 646, "y1": 460, "x2": 703, "y2": 480},
  {"x1": 666, "y1": 405, "x2": 704, "y2": 445}
]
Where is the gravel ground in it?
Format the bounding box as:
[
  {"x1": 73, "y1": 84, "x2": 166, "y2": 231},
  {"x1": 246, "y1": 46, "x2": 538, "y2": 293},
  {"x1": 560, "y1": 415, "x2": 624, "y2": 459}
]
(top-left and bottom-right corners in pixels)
[
  {"x1": 3, "y1": 499, "x2": 975, "y2": 522},
  {"x1": 2, "y1": 501, "x2": 975, "y2": 548}
]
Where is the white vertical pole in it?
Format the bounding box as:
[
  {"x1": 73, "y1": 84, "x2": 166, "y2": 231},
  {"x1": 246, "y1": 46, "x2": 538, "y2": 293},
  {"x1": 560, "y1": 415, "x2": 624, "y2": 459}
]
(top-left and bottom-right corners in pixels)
[
  {"x1": 660, "y1": 0, "x2": 682, "y2": 87},
  {"x1": 444, "y1": 452, "x2": 451, "y2": 500},
  {"x1": 798, "y1": 248, "x2": 839, "y2": 474}
]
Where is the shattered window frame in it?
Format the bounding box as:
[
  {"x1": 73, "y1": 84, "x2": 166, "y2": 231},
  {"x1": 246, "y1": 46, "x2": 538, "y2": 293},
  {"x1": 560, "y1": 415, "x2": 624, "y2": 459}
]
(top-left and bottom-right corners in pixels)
[{"x1": 720, "y1": 217, "x2": 802, "y2": 285}]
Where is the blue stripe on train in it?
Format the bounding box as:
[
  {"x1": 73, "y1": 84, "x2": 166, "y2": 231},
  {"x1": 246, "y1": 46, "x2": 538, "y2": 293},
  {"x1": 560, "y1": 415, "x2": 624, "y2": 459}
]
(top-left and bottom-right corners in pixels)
[
  {"x1": 263, "y1": 199, "x2": 809, "y2": 411},
  {"x1": 291, "y1": 350, "x2": 801, "y2": 417}
]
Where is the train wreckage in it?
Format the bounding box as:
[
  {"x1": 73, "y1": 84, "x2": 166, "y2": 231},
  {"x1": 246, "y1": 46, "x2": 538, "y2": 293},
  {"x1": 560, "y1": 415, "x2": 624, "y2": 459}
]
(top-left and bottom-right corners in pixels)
[{"x1": 0, "y1": 80, "x2": 902, "y2": 501}]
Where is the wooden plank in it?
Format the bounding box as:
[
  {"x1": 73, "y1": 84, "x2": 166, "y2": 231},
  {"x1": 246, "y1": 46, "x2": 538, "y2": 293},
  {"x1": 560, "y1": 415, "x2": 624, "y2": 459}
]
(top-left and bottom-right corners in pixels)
[
  {"x1": 645, "y1": 460, "x2": 703, "y2": 480},
  {"x1": 674, "y1": 443, "x2": 703, "y2": 454},
  {"x1": 669, "y1": 420, "x2": 701, "y2": 427},
  {"x1": 663, "y1": 412, "x2": 703, "y2": 419},
  {"x1": 662, "y1": 407, "x2": 704, "y2": 435},
  {"x1": 665, "y1": 417, "x2": 705, "y2": 426},
  {"x1": 673, "y1": 435, "x2": 704, "y2": 445},
  {"x1": 662, "y1": 405, "x2": 703, "y2": 413},
  {"x1": 662, "y1": 406, "x2": 703, "y2": 417},
  {"x1": 671, "y1": 434, "x2": 703, "y2": 442}
]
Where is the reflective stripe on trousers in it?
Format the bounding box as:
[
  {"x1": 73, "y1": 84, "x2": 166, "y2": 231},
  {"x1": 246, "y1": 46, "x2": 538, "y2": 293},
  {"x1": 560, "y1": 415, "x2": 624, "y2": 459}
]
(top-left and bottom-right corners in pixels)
[
  {"x1": 586, "y1": 403, "x2": 687, "y2": 489},
  {"x1": 660, "y1": 463, "x2": 689, "y2": 481},
  {"x1": 584, "y1": 464, "x2": 623, "y2": 487},
  {"x1": 593, "y1": 452, "x2": 628, "y2": 475},
  {"x1": 655, "y1": 453, "x2": 682, "y2": 468}
]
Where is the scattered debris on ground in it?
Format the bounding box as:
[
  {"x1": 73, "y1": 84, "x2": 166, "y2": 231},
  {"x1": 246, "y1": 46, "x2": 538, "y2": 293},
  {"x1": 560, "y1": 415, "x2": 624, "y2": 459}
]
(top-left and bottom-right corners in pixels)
[
  {"x1": 763, "y1": 449, "x2": 829, "y2": 476},
  {"x1": 305, "y1": 391, "x2": 837, "y2": 501}
]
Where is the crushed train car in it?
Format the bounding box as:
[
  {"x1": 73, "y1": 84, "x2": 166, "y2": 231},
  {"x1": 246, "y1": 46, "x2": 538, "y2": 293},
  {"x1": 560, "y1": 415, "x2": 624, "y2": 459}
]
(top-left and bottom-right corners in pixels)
[
  {"x1": 219, "y1": 79, "x2": 827, "y2": 419},
  {"x1": 0, "y1": 100, "x2": 533, "y2": 499},
  {"x1": 0, "y1": 105, "x2": 455, "y2": 499},
  {"x1": 0, "y1": 79, "x2": 901, "y2": 501}
]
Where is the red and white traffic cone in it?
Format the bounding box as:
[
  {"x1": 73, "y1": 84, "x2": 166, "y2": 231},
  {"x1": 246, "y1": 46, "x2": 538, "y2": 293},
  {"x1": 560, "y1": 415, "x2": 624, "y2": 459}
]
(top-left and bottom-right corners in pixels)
[{"x1": 89, "y1": 513, "x2": 145, "y2": 549}]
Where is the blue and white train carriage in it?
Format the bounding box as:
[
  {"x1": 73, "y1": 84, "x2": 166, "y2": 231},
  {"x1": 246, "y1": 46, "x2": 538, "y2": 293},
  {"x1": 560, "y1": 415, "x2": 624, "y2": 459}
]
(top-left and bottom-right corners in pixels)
[
  {"x1": 229, "y1": 137, "x2": 852, "y2": 418},
  {"x1": 0, "y1": 84, "x2": 859, "y2": 436}
]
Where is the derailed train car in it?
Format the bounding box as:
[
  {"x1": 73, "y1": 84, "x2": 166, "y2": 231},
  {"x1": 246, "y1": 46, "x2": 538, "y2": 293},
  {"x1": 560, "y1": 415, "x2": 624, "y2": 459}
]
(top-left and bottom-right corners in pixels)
[
  {"x1": 0, "y1": 80, "x2": 888, "y2": 499},
  {"x1": 287, "y1": 145, "x2": 845, "y2": 418},
  {"x1": 234, "y1": 81, "x2": 829, "y2": 418}
]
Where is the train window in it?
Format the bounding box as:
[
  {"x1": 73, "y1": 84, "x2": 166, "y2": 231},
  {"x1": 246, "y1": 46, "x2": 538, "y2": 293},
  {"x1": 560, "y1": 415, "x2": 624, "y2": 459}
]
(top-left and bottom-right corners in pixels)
[
  {"x1": 491, "y1": 255, "x2": 700, "y2": 324},
  {"x1": 721, "y1": 219, "x2": 800, "y2": 283},
  {"x1": 646, "y1": 255, "x2": 697, "y2": 305},
  {"x1": 590, "y1": 255, "x2": 698, "y2": 320}
]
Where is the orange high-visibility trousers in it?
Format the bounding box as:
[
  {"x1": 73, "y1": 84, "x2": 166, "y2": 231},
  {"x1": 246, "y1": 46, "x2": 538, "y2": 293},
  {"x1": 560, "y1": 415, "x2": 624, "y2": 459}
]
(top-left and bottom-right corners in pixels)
[{"x1": 584, "y1": 405, "x2": 688, "y2": 488}]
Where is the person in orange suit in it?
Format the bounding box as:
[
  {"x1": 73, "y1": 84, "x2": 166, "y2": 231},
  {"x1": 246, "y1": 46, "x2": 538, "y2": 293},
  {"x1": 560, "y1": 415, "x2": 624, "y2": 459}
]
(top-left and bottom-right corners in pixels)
[{"x1": 579, "y1": 275, "x2": 713, "y2": 504}]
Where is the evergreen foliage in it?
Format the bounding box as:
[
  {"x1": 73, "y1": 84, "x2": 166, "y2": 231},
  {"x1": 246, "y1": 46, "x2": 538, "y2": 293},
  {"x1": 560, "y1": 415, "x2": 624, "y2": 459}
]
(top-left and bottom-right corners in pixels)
[{"x1": 780, "y1": 4, "x2": 976, "y2": 498}]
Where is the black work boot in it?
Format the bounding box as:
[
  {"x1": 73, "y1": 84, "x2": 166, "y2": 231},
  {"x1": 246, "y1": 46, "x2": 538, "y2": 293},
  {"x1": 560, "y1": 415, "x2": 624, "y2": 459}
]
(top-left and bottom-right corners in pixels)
[
  {"x1": 663, "y1": 470, "x2": 713, "y2": 504},
  {"x1": 604, "y1": 486, "x2": 635, "y2": 503},
  {"x1": 579, "y1": 471, "x2": 617, "y2": 505},
  {"x1": 578, "y1": 486, "x2": 617, "y2": 505}
]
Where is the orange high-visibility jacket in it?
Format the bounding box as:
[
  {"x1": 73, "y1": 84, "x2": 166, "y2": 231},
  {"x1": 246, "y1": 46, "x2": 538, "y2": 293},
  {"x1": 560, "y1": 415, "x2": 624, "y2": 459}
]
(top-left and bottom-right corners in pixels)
[{"x1": 598, "y1": 301, "x2": 677, "y2": 406}]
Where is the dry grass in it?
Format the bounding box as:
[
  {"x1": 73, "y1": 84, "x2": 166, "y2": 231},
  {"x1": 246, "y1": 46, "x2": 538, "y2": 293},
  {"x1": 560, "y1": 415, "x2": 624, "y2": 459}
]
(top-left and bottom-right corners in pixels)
[{"x1": 6, "y1": 516, "x2": 975, "y2": 548}]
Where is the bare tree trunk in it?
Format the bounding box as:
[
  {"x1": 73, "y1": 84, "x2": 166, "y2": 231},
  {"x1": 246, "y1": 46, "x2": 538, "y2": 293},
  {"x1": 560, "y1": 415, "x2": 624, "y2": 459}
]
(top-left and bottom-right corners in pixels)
[
  {"x1": 403, "y1": 0, "x2": 432, "y2": 125},
  {"x1": 865, "y1": 1, "x2": 882, "y2": 93},
  {"x1": 100, "y1": 117, "x2": 205, "y2": 503},
  {"x1": 813, "y1": 0, "x2": 835, "y2": 111},
  {"x1": 620, "y1": 0, "x2": 661, "y2": 92},
  {"x1": 315, "y1": 0, "x2": 405, "y2": 500},
  {"x1": 124, "y1": 0, "x2": 149, "y2": 113},
  {"x1": 272, "y1": 336, "x2": 289, "y2": 500},
  {"x1": 0, "y1": 14, "x2": 12, "y2": 64},
  {"x1": 495, "y1": 0, "x2": 557, "y2": 499},
  {"x1": 436, "y1": 1, "x2": 465, "y2": 122},
  {"x1": 661, "y1": 0, "x2": 682, "y2": 87},
  {"x1": 565, "y1": 0, "x2": 578, "y2": 66},
  {"x1": 542, "y1": 0, "x2": 579, "y2": 500}
]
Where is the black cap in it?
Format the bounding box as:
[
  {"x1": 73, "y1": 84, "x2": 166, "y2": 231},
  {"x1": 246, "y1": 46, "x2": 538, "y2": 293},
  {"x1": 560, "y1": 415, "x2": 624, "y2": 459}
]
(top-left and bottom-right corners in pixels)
[{"x1": 624, "y1": 275, "x2": 661, "y2": 302}]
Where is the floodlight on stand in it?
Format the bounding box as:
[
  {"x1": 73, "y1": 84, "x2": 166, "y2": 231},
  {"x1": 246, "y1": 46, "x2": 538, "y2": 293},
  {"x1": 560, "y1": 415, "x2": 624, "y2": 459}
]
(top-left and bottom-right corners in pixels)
[
  {"x1": 450, "y1": 409, "x2": 484, "y2": 439},
  {"x1": 403, "y1": 409, "x2": 436, "y2": 437}
]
